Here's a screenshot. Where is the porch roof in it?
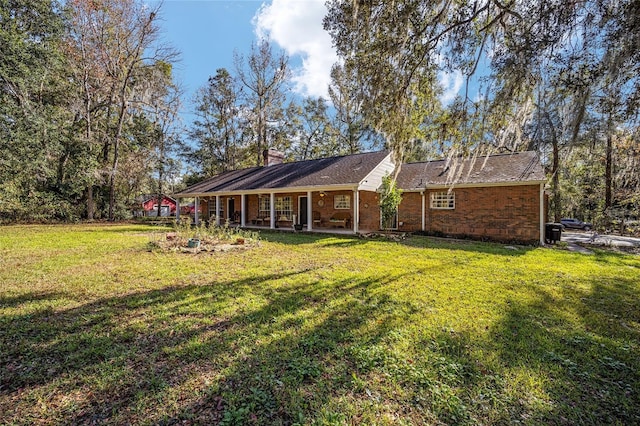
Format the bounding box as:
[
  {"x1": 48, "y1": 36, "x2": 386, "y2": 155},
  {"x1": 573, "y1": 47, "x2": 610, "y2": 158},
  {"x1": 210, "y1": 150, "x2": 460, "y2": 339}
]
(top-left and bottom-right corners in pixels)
[
  {"x1": 175, "y1": 150, "x2": 390, "y2": 197},
  {"x1": 396, "y1": 151, "x2": 547, "y2": 190}
]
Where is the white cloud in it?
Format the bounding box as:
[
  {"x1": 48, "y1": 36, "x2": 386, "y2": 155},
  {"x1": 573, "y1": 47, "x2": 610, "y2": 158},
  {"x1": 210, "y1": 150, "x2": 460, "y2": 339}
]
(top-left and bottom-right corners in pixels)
[
  {"x1": 253, "y1": 0, "x2": 338, "y2": 99},
  {"x1": 438, "y1": 70, "x2": 464, "y2": 104}
]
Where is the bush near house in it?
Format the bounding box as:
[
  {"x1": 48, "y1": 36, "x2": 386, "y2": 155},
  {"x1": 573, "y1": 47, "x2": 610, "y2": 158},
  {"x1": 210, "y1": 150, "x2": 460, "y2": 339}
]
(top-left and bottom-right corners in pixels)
[{"x1": 1, "y1": 224, "x2": 638, "y2": 425}]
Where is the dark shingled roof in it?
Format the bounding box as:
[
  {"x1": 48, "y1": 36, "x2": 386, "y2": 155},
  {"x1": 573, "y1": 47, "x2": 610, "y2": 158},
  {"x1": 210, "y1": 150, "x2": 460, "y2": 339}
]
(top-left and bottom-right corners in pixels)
[
  {"x1": 396, "y1": 151, "x2": 546, "y2": 190},
  {"x1": 176, "y1": 150, "x2": 390, "y2": 196}
]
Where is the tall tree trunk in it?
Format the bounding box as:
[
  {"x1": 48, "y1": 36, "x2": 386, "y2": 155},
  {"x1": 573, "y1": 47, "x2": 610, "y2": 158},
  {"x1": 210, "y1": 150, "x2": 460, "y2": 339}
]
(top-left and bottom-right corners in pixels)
[
  {"x1": 87, "y1": 185, "x2": 95, "y2": 220},
  {"x1": 108, "y1": 96, "x2": 128, "y2": 220},
  {"x1": 605, "y1": 132, "x2": 613, "y2": 211},
  {"x1": 552, "y1": 135, "x2": 561, "y2": 222},
  {"x1": 108, "y1": 138, "x2": 119, "y2": 220},
  {"x1": 257, "y1": 97, "x2": 265, "y2": 166}
]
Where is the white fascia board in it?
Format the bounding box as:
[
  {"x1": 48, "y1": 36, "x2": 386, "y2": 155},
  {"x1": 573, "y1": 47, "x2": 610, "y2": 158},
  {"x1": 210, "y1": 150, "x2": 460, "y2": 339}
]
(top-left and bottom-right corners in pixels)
[
  {"x1": 178, "y1": 184, "x2": 359, "y2": 198},
  {"x1": 425, "y1": 180, "x2": 547, "y2": 190}
]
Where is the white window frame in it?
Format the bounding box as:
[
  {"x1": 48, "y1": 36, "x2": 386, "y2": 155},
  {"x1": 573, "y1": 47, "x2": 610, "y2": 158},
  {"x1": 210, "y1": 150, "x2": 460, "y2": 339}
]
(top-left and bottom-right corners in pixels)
[
  {"x1": 334, "y1": 194, "x2": 350, "y2": 209},
  {"x1": 209, "y1": 198, "x2": 223, "y2": 218},
  {"x1": 258, "y1": 196, "x2": 270, "y2": 215},
  {"x1": 430, "y1": 191, "x2": 455, "y2": 209},
  {"x1": 275, "y1": 196, "x2": 293, "y2": 221}
]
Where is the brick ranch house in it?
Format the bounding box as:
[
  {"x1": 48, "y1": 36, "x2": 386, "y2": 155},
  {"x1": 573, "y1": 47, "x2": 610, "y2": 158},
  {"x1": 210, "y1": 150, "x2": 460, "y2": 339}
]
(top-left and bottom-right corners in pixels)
[{"x1": 174, "y1": 149, "x2": 547, "y2": 244}]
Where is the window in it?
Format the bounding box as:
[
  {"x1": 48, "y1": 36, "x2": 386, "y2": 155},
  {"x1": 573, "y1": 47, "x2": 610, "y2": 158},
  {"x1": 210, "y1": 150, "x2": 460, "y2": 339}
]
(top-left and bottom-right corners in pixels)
[
  {"x1": 209, "y1": 198, "x2": 223, "y2": 218},
  {"x1": 259, "y1": 196, "x2": 293, "y2": 220},
  {"x1": 430, "y1": 191, "x2": 455, "y2": 209},
  {"x1": 275, "y1": 196, "x2": 292, "y2": 220},
  {"x1": 258, "y1": 196, "x2": 270, "y2": 215},
  {"x1": 334, "y1": 194, "x2": 350, "y2": 209}
]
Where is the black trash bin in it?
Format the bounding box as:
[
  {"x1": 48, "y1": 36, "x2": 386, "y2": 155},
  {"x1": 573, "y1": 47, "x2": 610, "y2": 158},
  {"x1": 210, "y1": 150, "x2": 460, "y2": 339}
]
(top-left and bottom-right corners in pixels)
[{"x1": 545, "y1": 223, "x2": 563, "y2": 244}]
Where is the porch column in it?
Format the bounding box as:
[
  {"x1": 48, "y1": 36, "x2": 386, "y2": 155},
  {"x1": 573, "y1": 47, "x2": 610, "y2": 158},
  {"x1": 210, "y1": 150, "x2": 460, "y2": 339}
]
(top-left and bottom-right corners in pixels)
[
  {"x1": 175, "y1": 199, "x2": 180, "y2": 221},
  {"x1": 421, "y1": 191, "x2": 426, "y2": 231},
  {"x1": 194, "y1": 196, "x2": 200, "y2": 225},
  {"x1": 240, "y1": 194, "x2": 246, "y2": 227},
  {"x1": 353, "y1": 189, "x2": 359, "y2": 233},
  {"x1": 539, "y1": 183, "x2": 545, "y2": 245},
  {"x1": 307, "y1": 191, "x2": 313, "y2": 231},
  {"x1": 270, "y1": 193, "x2": 276, "y2": 229},
  {"x1": 215, "y1": 195, "x2": 221, "y2": 226}
]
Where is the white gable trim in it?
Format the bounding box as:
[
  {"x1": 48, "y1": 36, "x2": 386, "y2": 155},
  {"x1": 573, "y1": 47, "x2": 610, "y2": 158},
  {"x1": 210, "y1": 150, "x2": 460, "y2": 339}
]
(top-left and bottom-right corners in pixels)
[{"x1": 358, "y1": 152, "x2": 395, "y2": 191}]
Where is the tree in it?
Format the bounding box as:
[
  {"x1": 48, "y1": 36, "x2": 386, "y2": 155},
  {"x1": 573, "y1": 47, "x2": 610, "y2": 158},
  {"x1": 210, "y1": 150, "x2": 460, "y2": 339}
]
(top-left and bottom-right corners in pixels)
[
  {"x1": 234, "y1": 39, "x2": 289, "y2": 166},
  {"x1": 323, "y1": 1, "x2": 636, "y2": 155},
  {"x1": 325, "y1": 0, "x2": 640, "y2": 227},
  {"x1": 290, "y1": 97, "x2": 338, "y2": 161},
  {"x1": 134, "y1": 61, "x2": 183, "y2": 218},
  {"x1": 65, "y1": 0, "x2": 178, "y2": 220},
  {"x1": 188, "y1": 68, "x2": 246, "y2": 175},
  {"x1": 0, "y1": 0, "x2": 75, "y2": 220},
  {"x1": 328, "y1": 64, "x2": 382, "y2": 154}
]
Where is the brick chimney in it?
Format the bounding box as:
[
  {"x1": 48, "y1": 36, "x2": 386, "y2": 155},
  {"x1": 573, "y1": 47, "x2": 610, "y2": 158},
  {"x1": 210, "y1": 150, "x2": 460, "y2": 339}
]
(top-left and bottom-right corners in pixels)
[{"x1": 263, "y1": 149, "x2": 285, "y2": 167}]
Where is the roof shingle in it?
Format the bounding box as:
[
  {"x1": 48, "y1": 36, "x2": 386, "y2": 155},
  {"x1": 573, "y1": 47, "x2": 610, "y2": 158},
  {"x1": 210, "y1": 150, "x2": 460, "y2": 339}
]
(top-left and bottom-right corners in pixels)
[
  {"x1": 396, "y1": 151, "x2": 546, "y2": 190},
  {"x1": 175, "y1": 151, "x2": 390, "y2": 196}
]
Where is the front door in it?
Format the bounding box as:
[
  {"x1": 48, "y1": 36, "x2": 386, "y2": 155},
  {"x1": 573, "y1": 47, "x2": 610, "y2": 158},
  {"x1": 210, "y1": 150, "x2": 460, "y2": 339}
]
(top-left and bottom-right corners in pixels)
[
  {"x1": 228, "y1": 198, "x2": 235, "y2": 222},
  {"x1": 299, "y1": 196, "x2": 308, "y2": 226}
]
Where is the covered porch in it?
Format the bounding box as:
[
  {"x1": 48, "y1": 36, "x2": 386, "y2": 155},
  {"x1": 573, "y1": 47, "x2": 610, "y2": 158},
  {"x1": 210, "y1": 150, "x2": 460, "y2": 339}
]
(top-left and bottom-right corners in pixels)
[{"x1": 176, "y1": 188, "x2": 365, "y2": 234}]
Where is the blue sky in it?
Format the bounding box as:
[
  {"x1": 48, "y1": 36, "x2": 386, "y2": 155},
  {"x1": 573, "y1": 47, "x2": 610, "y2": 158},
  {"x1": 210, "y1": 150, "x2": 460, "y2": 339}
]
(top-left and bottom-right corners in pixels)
[
  {"x1": 153, "y1": 0, "x2": 464, "y2": 126},
  {"x1": 156, "y1": 1, "x2": 262, "y2": 100},
  {"x1": 154, "y1": 0, "x2": 338, "y2": 121}
]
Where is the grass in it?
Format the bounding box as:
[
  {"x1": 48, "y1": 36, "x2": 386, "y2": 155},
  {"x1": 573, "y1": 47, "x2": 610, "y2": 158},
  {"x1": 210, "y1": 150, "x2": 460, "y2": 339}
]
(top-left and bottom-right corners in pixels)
[{"x1": 0, "y1": 224, "x2": 639, "y2": 425}]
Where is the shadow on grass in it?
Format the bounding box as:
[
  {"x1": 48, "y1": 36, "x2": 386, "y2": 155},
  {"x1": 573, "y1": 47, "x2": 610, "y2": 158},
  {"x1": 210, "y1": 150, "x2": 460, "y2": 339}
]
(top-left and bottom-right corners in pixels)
[
  {"x1": 0, "y1": 268, "x2": 415, "y2": 424},
  {"x1": 2, "y1": 259, "x2": 638, "y2": 424},
  {"x1": 0, "y1": 291, "x2": 68, "y2": 309},
  {"x1": 258, "y1": 230, "x2": 536, "y2": 256},
  {"x1": 483, "y1": 275, "x2": 640, "y2": 424}
]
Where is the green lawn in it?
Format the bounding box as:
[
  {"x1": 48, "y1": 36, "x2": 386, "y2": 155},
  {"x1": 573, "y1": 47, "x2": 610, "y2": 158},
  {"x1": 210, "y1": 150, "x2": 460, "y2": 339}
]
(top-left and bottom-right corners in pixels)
[{"x1": 1, "y1": 224, "x2": 639, "y2": 425}]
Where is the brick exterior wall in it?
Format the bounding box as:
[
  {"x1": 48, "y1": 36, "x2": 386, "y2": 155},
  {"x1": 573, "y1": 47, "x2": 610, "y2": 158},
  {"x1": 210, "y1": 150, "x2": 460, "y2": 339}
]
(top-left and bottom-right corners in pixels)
[
  {"x1": 397, "y1": 192, "x2": 423, "y2": 232},
  {"x1": 358, "y1": 191, "x2": 381, "y2": 231},
  {"x1": 424, "y1": 185, "x2": 541, "y2": 243},
  {"x1": 195, "y1": 184, "x2": 541, "y2": 243}
]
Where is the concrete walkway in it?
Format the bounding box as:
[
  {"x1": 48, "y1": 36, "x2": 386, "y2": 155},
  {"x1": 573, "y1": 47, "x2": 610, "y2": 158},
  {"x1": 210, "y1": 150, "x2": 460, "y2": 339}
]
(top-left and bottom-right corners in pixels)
[{"x1": 562, "y1": 231, "x2": 640, "y2": 248}]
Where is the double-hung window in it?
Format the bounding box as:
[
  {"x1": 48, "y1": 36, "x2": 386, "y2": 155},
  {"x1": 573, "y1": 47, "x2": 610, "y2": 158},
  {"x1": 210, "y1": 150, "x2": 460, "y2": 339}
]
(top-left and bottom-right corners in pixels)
[
  {"x1": 430, "y1": 191, "x2": 455, "y2": 209},
  {"x1": 258, "y1": 196, "x2": 270, "y2": 218},
  {"x1": 275, "y1": 196, "x2": 292, "y2": 220}
]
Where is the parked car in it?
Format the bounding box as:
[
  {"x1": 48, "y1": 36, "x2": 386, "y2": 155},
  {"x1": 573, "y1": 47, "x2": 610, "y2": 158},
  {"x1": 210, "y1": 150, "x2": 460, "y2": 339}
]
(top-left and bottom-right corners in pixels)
[{"x1": 561, "y1": 218, "x2": 593, "y2": 231}]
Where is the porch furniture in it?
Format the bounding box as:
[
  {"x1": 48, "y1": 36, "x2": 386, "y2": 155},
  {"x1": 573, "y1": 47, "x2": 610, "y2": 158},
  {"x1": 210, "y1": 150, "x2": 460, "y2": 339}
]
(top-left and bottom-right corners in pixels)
[
  {"x1": 312, "y1": 211, "x2": 322, "y2": 226},
  {"x1": 329, "y1": 212, "x2": 351, "y2": 228},
  {"x1": 253, "y1": 216, "x2": 270, "y2": 226}
]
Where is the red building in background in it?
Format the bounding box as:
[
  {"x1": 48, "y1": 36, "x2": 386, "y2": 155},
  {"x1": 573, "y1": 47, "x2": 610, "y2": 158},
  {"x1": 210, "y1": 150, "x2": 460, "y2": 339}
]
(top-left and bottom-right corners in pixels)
[{"x1": 140, "y1": 195, "x2": 177, "y2": 217}]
